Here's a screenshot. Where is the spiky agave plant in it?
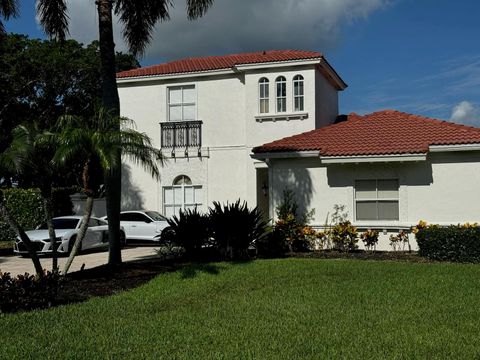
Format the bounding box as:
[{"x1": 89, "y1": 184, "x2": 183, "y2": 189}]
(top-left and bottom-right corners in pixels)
[{"x1": 209, "y1": 200, "x2": 269, "y2": 260}]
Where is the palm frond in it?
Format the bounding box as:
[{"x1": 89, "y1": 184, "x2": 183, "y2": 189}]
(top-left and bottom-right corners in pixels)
[
  {"x1": 186, "y1": 0, "x2": 213, "y2": 19},
  {"x1": 0, "y1": 0, "x2": 19, "y2": 33},
  {"x1": 0, "y1": 0, "x2": 19, "y2": 18},
  {"x1": 114, "y1": 0, "x2": 171, "y2": 57},
  {"x1": 37, "y1": 0, "x2": 69, "y2": 40}
]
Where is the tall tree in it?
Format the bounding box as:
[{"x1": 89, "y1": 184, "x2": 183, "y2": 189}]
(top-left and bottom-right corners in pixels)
[
  {"x1": 0, "y1": 34, "x2": 139, "y2": 187},
  {"x1": 53, "y1": 107, "x2": 163, "y2": 274},
  {"x1": 1, "y1": 123, "x2": 61, "y2": 271},
  {"x1": 37, "y1": 0, "x2": 214, "y2": 266}
]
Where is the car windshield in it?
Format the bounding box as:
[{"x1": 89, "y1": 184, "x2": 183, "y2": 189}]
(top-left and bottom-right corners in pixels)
[
  {"x1": 145, "y1": 211, "x2": 167, "y2": 221},
  {"x1": 37, "y1": 218, "x2": 79, "y2": 230}
]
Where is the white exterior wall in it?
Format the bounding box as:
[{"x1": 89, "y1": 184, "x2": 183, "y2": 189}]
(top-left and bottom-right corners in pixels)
[
  {"x1": 118, "y1": 63, "x2": 340, "y2": 214},
  {"x1": 269, "y1": 151, "x2": 480, "y2": 250},
  {"x1": 315, "y1": 69, "x2": 339, "y2": 128}
]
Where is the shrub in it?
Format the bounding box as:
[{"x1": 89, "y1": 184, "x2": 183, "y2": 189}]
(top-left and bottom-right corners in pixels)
[
  {"x1": 389, "y1": 230, "x2": 410, "y2": 252},
  {"x1": 360, "y1": 229, "x2": 379, "y2": 252},
  {"x1": 331, "y1": 221, "x2": 358, "y2": 252},
  {"x1": 416, "y1": 222, "x2": 480, "y2": 262},
  {"x1": 160, "y1": 208, "x2": 211, "y2": 260},
  {"x1": 269, "y1": 189, "x2": 315, "y2": 254},
  {"x1": 0, "y1": 187, "x2": 76, "y2": 242},
  {"x1": 210, "y1": 200, "x2": 269, "y2": 260},
  {"x1": 0, "y1": 270, "x2": 61, "y2": 313}
]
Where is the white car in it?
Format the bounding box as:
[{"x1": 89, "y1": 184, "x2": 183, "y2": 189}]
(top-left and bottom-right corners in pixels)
[
  {"x1": 14, "y1": 216, "x2": 126, "y2": 255},
  {"x1": 117, "y1": 210, "x2": 169, "y2": 242}
]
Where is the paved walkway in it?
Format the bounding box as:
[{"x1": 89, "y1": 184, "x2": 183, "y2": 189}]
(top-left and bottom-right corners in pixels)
[{"x1": 0, "y1": 246, "x2": 159, "y2": 275}]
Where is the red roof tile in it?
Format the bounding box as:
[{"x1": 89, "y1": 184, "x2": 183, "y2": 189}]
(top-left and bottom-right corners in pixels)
[
  {"x1": 253, "y1": 110, "x2": 480, "y2": 156},
  {"x1": 117, "y1": 50, "x2": 323, "y2": 78}
]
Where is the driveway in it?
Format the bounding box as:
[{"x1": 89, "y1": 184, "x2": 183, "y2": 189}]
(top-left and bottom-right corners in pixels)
[{"x1": 0, "y1": 246, "x2": 159, "y2": 276}]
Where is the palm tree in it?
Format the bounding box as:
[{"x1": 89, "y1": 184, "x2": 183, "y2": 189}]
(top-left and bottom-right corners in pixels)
[
  {"x1": 0, "y1": 0, "x2": 18, "y2": 34},
  {"x1": 37, "y1": 0, "x2": 214, "y2": 266},
  {"x1": 53, "y1": 107, "x2": 163, "y2": 274},
  {"x1": 0, "y1": 123, "x2": 60, "y2": 273}
]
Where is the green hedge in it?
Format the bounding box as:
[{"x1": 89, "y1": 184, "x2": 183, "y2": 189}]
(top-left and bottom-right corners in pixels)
[
  {"x1": 0, "y1": 188, "x2": 76, "y2": 242},
  {"x1": 416, "y1": 225, "x2": 480, "y2": 263}
]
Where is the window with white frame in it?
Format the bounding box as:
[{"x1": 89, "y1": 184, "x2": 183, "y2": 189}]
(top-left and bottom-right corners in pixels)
[
  {"x1": 168, "y1": 85, "x2": 196, "y2": 121},
  {"x1": 163, "y1": 175, "x2": 203, "y2": 218},
  {"x1": 276, "y1": 76, "x2": 287, "y2": 112},
  {"x1": 293, "y1": 75, "x2": 304, "y2": 111},
  {"x1": 259, "y1": 78, "x2": 269, "y2": 113},
  {"x1": 355, "y1": 179, "x2": 399, "y2": 221}
]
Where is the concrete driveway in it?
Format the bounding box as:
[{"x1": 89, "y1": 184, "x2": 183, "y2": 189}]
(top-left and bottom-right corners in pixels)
[{"x1": 0, "y1": 246, "x2": 159, "y2": 275}]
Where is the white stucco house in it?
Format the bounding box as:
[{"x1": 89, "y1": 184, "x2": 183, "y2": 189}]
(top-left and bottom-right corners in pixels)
[
  {"x1": 116, "y1": 50, "x2": 346, "y2": 219},
  {"x1": 117, "y1": 50, "x2": 480, "y2": 250}
]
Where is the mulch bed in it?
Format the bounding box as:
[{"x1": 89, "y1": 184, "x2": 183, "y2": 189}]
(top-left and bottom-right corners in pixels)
[{"x1": 57, "y1": 259, "x2": 182, "y2": 305}]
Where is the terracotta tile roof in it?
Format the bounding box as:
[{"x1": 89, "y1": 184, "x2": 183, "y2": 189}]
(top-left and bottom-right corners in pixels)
[
  {"x1": 117, "y1": 50, "x2": 323, "y2": 78},
  {"x1": 252, "y1": 110, "x2": 480, "y2": 156}
]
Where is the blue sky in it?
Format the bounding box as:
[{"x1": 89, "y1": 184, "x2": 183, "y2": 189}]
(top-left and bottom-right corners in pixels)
[{"x1": 5, "y1": 0, "x2": 480, "y2": 125}]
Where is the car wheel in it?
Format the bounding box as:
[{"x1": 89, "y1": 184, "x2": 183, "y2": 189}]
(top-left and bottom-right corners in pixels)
[
  {"x1": 68, "y1": 235, "x2": 82, "y2": 255},
  {"x1": 120, "y1": 231, "x2": 127, "y2": 248}
]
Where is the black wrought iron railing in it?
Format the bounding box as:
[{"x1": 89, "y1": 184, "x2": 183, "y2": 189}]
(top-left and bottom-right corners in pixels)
[{"x1": 160, "y1": 120, "x2": 202, "y2": 149}]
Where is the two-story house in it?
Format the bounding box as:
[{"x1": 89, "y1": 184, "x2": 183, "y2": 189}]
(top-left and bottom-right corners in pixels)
[{"x1": 116, "y1": 50, "x2": 347, "y2": 218}]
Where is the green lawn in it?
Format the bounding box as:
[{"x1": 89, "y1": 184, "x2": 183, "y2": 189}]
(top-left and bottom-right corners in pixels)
[{"x1": 1, "y1": 258, "x2": 480, "y2": 359}]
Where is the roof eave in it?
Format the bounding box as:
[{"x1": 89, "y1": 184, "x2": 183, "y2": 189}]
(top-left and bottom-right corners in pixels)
[
  {"x1": 116, "y1": 68, "x2": 236, "y2": 84},
  {"x1": 251, "y1": 150, "x2": 320, "y2": 160},
  {"x1": 429, "y1": 143, "x2": 480, "y2": 152},
  {"x1": 319, "y1": 153, "x2": 427, "y2": 164}
]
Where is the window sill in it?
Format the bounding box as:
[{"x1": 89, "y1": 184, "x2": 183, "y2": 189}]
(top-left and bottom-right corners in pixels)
[{"x1": 255, "y1": 112, "x2": 308, "y2": 122}]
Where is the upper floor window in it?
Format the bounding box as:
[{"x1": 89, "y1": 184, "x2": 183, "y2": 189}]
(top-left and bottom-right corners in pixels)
[
  {"x1": 259, "y1": 78, "x2": 269, "y2": 113},
  {"x1": 355, "y1": 179, "x2": 399, "y2": 221},
  {"x1": 293, "y1": 75, "x2": 304, "y2": 111},
  {"x1": 276, "y1": 76, "x2": 287, "y2": 113},
  {"x1": 168, "y1": 85, "x2": 196, "y2": 121}
]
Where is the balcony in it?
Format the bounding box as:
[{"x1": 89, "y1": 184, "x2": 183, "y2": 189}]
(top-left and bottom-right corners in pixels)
[{"x1": 160, "y1": 120, "x2": 202, "y2": 156}]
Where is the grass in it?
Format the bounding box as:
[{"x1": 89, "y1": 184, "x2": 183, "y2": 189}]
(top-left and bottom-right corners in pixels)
[{"x1": 1, "y1": 258, "x2": 480, "y2": 359}]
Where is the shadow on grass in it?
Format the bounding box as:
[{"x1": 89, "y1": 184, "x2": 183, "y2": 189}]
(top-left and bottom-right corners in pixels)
[{"x1": 179, "y1": 258, "x2": 253, "y2": 279}]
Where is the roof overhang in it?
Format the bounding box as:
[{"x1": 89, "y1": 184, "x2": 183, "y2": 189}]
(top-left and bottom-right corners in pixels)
[
  {"x1": 117, "y1": 68, "x2": 236, "y2": 84},
  {"x1": 251, "y1": 151, "x2": 427, "y2": 163},
  {"x1": 320, "y1": 153, "x2": 427, "y2": 164},
  {"x1": 429, "y1": 143, "x2": 480, "y2": 152},
  {"x1": 251, "y1": 150, "x2": 320, "y2": 160}
]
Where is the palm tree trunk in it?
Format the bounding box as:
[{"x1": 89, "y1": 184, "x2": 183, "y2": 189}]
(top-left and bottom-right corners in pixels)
[
  {"x1": 62, "y1": 195, "x2": 94, "y2": 275},
  {"x1": 97, "y1": 0, "x2": 122, "y2": 266},
  {"x1": 42, "y1": 190, "x2": 58, "y2": 271},
  {"x1": 0, "y1": 189, "x2": 44, "y2": 276}
]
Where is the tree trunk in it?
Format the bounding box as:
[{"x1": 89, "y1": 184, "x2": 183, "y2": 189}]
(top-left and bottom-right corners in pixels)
[
  {"x1": 42, "y1": 189, "x2": 58, "y2": 271},
  {"x1": 62, "y1": 195, "x2": 94, "y2": 275},
  {"x1": 97, "y1": 0, "x2": 122, "y2": 266},
  {"x1": 0, "y1": 189, "x2": 44, "y2": 276}
]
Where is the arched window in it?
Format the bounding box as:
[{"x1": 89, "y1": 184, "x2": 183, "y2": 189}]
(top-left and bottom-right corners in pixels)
[
  {"x1": 276, "y1": 76, "x2": 287, "y2": 113},
  {"x1": 163, "y1": 175, "x2": 202, "y2": 217},
  {"x1": 258, "y1": 78, "x2": 269, "y2": 114},
  {"x1": 173, "y1": 175, "x2": 192, "y2": 186},
  {"x1": 293, "y1": 75, "x2": 304, "y2": 111}
]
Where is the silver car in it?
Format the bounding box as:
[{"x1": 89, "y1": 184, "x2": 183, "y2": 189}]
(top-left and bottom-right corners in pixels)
[{"x1": 14, "y1": 216, "x2": 125, "y2": 255}]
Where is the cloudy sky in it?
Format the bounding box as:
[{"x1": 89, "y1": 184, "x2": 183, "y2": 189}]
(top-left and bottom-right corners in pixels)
[{"x1": 6, "y1": 0, "x2": 480, "y2": 125}]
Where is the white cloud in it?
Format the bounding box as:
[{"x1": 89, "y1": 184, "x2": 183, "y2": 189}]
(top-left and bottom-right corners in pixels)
[
  {"x1": 450, "y1": 101, "x2": 480, "y2": 126},
  {"x1": 59, "y1": 0, "x2": 389, "y2": 61}
]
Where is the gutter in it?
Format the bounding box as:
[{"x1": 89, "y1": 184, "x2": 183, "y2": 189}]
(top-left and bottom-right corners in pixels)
[{"x1": 429, "y1": 143, "x2": 480, "y2": 152}]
